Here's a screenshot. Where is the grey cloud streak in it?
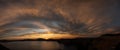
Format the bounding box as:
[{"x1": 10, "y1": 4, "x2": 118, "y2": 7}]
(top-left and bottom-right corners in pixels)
[{"x1": 0, "y1": 0, "x2": 120, "y2": 37}]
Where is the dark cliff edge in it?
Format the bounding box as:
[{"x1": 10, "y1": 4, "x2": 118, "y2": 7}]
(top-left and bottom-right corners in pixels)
[{"x1": 0, "y1": 44, "x2": 9, "y2": 50}]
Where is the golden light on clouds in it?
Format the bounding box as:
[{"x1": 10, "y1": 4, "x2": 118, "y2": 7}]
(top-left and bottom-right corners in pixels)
[{"x1": 0, "y1": 0, "x2": 120, "y2": 40}]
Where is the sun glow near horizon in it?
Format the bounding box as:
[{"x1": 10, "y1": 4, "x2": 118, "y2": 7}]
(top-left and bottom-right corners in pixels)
[{"x1": 0, "y1": 33, "x2": 82, "y2": 40}]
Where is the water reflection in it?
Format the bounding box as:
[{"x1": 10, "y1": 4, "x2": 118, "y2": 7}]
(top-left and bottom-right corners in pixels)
[
  {"x1": 39, "y1": 41, "x2": 61, "y2": 50},
  {"x1": 0, "y1": 41, "x2": 77, "y2": 50}
]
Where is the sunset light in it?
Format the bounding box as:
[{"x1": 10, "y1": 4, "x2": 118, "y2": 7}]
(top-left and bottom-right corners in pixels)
[{"x1": 0, "y1": 33, "x2": 81, "y2": 40}]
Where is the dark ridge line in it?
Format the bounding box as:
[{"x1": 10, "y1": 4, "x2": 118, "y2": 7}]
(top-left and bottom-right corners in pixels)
[
  {"x1": 0, "y1": 37, "x2": 98, "y2": 42},
  {"x1": 0, "y1": 33, "x2": 119, "y2": 42}
]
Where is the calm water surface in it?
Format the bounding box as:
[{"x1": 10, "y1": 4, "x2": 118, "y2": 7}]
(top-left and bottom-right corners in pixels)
[{"x1": 0, "y1": 41, "x2": 77, "y2": 50}]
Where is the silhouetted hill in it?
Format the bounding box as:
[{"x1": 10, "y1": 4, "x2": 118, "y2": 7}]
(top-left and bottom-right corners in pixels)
[{"x1": 0, "y1": 33, "x2": 120, "y2": 50}]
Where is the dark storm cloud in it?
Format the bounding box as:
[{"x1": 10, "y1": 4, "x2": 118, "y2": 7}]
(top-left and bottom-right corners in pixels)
[{"x1": 0, "y1": 0, "x2": 120, "y2": 37}]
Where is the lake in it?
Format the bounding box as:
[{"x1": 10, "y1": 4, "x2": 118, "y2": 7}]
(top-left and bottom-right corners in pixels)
[{"x1": 0, "y1": 41, "x2": 78, "y2": 50}]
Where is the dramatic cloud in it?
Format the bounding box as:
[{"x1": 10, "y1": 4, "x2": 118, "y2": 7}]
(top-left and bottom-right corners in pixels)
[{"x1": 0, "y1": 0, "x2": 120, "y2": 38}]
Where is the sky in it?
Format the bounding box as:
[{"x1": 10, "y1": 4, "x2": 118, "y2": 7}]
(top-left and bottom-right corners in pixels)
[{"x1": 0, "y1": 0, "x2": 120, "y2": 37}]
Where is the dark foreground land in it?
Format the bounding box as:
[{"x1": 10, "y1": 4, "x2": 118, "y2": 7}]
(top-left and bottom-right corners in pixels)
[{"x1": 0, "y1": 34, "x2": 120, "y2": 50}]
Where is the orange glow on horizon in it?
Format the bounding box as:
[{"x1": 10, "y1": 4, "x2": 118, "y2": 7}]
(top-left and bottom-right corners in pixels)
[{"x1": 0, "y1": 33, "x2": 81, "y2": 40}]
